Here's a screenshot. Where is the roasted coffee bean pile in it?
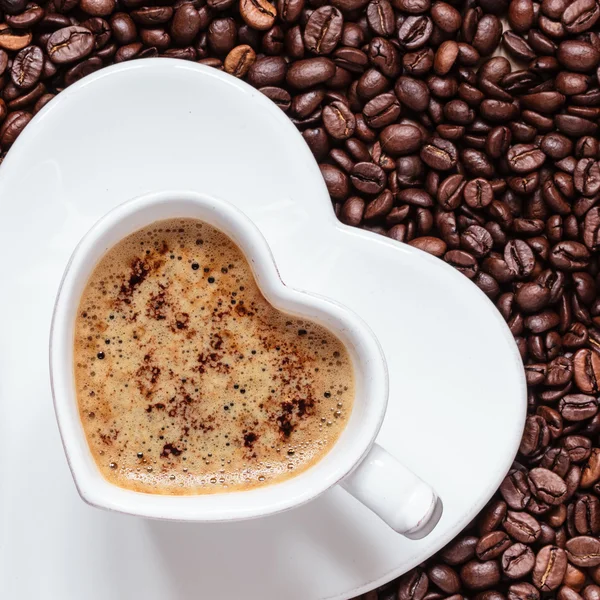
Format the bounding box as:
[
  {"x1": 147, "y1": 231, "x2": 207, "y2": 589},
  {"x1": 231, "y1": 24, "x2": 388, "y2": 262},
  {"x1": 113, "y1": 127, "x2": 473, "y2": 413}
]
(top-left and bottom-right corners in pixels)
[{"x1": 1, "y1": 0, "x2": 599, "y2": 595}]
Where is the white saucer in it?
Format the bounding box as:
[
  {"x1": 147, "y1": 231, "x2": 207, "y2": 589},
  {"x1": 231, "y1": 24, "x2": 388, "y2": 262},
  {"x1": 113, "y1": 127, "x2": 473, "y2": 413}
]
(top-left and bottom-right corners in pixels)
[{"x1": 0, "y1": 59, "x2": 526, "y2": 600}]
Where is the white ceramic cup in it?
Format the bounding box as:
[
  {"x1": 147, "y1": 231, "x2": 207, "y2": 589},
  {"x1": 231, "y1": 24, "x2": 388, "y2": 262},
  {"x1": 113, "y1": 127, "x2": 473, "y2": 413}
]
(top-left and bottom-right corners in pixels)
[{"x1": 50, "y1": 190, "x2": 442, "y2": 538}]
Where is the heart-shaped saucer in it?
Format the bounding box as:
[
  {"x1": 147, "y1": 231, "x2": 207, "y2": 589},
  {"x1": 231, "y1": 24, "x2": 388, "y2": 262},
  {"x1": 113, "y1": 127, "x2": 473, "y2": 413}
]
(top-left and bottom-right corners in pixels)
[{"x1": 0, "y1": 59, "x2": 526, "y2": 600}]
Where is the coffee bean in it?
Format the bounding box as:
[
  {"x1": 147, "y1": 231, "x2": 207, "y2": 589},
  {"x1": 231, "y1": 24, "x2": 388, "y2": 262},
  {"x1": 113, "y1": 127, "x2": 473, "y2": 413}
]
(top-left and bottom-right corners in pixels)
[
  {"x1": 340, "y1": 196, "x2": 364, "y2": 225},
  {"x1": 460, "y1": 560, "x2": 501, "y2": 591},
  {"x1": 10, "y1": 45, "x2": 43, "y2": 90},
  {"x1": 350, "y1": 162, "x2": 385, "y2": 194},
  {"x1": 508, "y1": 583, "x2": 539, "y2": 600},
  {"x1": 573, "y1": 494, "x2": 600, "y2": 535},
  {"x1": 421, "y1": 137, "x2": 457, "y2": 170},
  {"x1": 304, "y1": 6, "x2": 343, "y2": 55},
  {"x1": 581, "y1": 447, "x2": 600, "y2": 488},
  {"x1": 503, "y1": 511, "x2": 541, "y2": 544},
  {"x1": 464, "y1": 178, "x2": 493, "y2": 209},
  {"x1": 565, "y1": 536, "x2": 600, "y2": 567},
  {"x1": 379, "y1": 124, "x2": 423, "y2": 156},
  {"x1": 557, "y1": 41, "x2": 600, "y2": 72},
  {"x1": 532, "y1": 546, "x2": 567, "y2": 591},
  {"x1": 573, "y1": 348, "x2": 600, "y2": 393},
  {"x1": 502, "y1": 544, "x2": 535, "y2": 579},
  {"x1": 224, "y1": 45, "x2": 256, "y2": 77},
  {"x1": 507, "y1": 144, "x2": 546, "y2": 174},
  {"x1": 477, "y1": 532, "x2": 512, "y2": 560},
  {"x1": 444, "y1": 249, "x2": 478, "y2": 278},
  {"x1": 505, "y1": 240, "x2": 535, "y2": 278},
  {"x1": 81, "y1": 0, "x2": 115, "y2": 17},
  {"x1": 398, "y1": 15, "x2": 433, "y2": 50},
  {"x1": 461, "y1": 225, "x2": 493, "y2": 257},
  {"x1": 322, "y1": 100, "x2": 355, "y2": 139},
  {"x1": 286, "y1": 57, "x2": 335, "y2": 89},
  {"x1": 427, "y1": 565, "x2": 460, "y2": 594},
  {"x1": 441, "y1": 536, "x2": 478, "y2": 566},
  {"x1": 409, "y1": 236, "x2": 447, "y2": 257},
  {"x1": 397, "y1": 569, "x2": 429, "y2": 600},
  {"x1": 320, "y1": 163, "x2": 349, "y2": 200},
  {"x1": 362, "y1": 93, "x2": 400, "y2": 128},
  {"x1": 239, "y1": 0, "x2": 276, "y2": 31},
  {"x1": 528, "y1": 468, "x2": 568, "y2": 505},
  {"x1": 46, "y1": 26, "x2": 94, "y2": 64}
]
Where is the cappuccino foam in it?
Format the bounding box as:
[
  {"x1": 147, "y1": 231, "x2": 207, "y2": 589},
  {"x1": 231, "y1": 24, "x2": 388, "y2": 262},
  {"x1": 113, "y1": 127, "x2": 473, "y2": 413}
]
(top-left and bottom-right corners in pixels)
[{"x1": 74, "y1": 218, "x2": 354, "y2": 494}]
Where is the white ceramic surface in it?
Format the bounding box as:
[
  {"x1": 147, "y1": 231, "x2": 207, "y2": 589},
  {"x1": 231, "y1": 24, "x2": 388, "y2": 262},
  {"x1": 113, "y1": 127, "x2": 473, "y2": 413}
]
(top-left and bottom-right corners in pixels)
[
  {"x1": 50, "y1": 190, "x2": 439, "y2": 536},
  {"x1": 0, "y1": 59, "x2": 526, "y2": 600}
]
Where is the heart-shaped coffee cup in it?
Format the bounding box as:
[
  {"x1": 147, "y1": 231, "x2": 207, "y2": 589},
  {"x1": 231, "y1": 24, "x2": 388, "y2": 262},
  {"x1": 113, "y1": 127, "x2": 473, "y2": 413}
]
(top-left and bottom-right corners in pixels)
[{"x1": 50, "y1": 190, "x2": 442, "y2": 538}]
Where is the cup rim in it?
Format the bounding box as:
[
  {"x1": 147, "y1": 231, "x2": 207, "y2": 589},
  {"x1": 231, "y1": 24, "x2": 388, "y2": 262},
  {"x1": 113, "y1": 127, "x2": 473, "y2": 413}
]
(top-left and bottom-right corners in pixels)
[{"x1": 49, "y1": 190, "x2": 389, "y2": 521}]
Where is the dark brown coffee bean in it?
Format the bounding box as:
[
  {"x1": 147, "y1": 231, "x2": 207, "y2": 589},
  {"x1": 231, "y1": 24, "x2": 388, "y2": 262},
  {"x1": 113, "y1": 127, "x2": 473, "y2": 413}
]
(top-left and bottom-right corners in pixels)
[
  {"x1": 503, "y1": 511, "x2": 541, "y2": 544},
  {"x1": 304, "y1": 6, "x2": 343, "y2": 55},
  {"x1": 339, "y1": 196, "x2": 364, "y2": 225},
  {"x1": 46, "y1": 26, "x2": 94, "y2": 64},
  {"x1": 420, "y1": 137, "x2": 457, "y2": 170},
  {"x1": 431, "y1": 1, "x2": 461, "y2": 32},
  {"x1": 507, "y1": 144, "x2": 546, "y2": 174},
  {"x1": 441, "y1": 536, "x2": 478, "y2": 566},
  {"x1": 573, "y1": 494, "x2": 600, "y2": 535},
  {"x1": 10, "y1": 45, "x2": 43, "y2": 90},
  {"x1": 563, "y1": 0, "x2": 600, "y2": 33},
  {"x1": 80, "y1": 0, "x2": 114, "y2": 16},
  {"x1": 322, "y1": 100, "x2": 355, "y2": 139},
  {"x1": 395, "y1": 76, "x2": 429, "y2": 112},
  {"x1": 477, "y1": 531, "x2": 512, "y2": 560},
  {"x1": 505, "y1": 240, "x2": 535, "y2": 278},
  {"x1": 363, "y1": 93, "x2": 400, "y2": 128},
  {"x1": 460, "y1": 560, "x2": 501, "y2": 591},
  {"x1": 409, "y1": 236, "x2": 447, "y2": 257},
  {"x1": 320, "y1": 163, "x2": 349, "y2": 200},
  {"x1": 427, "y1": 565, "x2": 460, "y2": 595},
  {"x1": 464, "y1": 178, "x2": 493, "y2": 209},
  {"x1": 562, "y1": 436, "x2": 592, "y2": 464},
  {"x1": 565, "y1": 536, "x2": 600, "y2": 567},
  {"x1": 398, "y1": 15, "x2": 433, "y2": 50},
  {"x1": 532, "y1": 546, "x2": 567, "y2": 591},
  {"x1": 559, "y1": 394, "x2": 598, "y2": 421},
  {"x1": 366, "y1": 0, "x2": 394, "y2": 36},
  {"x1": 479, "y1": 499, "x2": 509, "y2": 535},
  {"x1": 508, "y1": 582, "x2": 539, "y2": 600},
  {"x1": 550, "y1": 242, "x2": 590, "y2": 271},
  {"x1": 528, "y1": 468, "x2": 568, "y2": 505},
  {"x1": 581, "y1": 447, "x2": 600, "y2": 488},
  {"x1": 364, "y1": 189, "x2": 393, "y2": 221},
  {"x1": 461, "y1": 225, "x2": 493, "y2": 257},
  {"x1": 574, "y1": 159, "x2": 600, "y2": 197},
  {"x1": 444, "y1": 249, "x2": 478, "y2": 278},
  {"x1": 397, "y1": 188, "x2": 433, "y2": 207},
  {"x1": 557, "y1": 41, "x2": 600, "y2": 72},
  {"x1": 350, "y1": 162, "x2": 385, "y2": 194},
  {"x1": 380, "y1": 124, "x2": 423, "y2": 156},
  {"x1": 170, "y1": 5, "x2": 202, "y2": 46},
  {"x1": 110, "y1": 13, "x2": 137, "y2": 45},
  {"x1": 276, "y1": 0, "x2": 303, "y2": 24},
  {"x1": 502, "y1": 544, "x2": 535, "y2": 579},
  {"x1": 397, "y1": 569, "x2": 429, "y2": 600},
  {"x1": 286, "y1": 57, "x2": 334, "y2": 89}
]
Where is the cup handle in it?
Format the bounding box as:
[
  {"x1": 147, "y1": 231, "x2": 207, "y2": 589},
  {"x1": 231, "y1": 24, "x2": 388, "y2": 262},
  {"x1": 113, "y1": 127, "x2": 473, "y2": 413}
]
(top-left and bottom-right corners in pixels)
[{"x1": 340, "y1": 443, "x2": 443, "y2": 538}]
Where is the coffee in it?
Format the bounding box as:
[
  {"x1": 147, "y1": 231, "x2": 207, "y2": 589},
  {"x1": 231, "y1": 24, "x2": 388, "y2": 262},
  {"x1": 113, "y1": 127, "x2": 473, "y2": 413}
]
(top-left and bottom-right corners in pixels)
[{"x1": 74, "y1": 218, "x2": 354, "y2": 494}]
